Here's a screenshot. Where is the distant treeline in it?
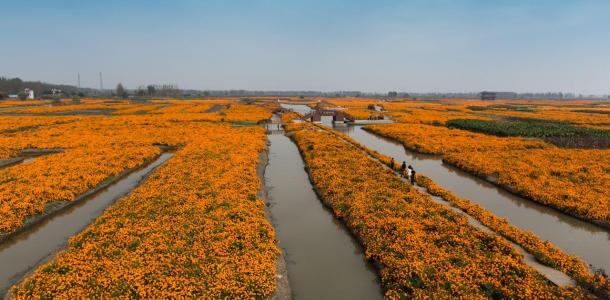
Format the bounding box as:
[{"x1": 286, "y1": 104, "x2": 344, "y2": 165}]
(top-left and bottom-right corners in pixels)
[
  {"x1": 1, "y1": 76, "x2": 609, "y2": 100},
  {"x1": 0, "y1": 77, "x2": 100, "y2": 98}
]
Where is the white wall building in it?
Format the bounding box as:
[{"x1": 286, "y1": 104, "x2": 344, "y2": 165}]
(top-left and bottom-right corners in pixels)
[{"x1": 24, "y1": 88, "x2": 34, "y2": 99}]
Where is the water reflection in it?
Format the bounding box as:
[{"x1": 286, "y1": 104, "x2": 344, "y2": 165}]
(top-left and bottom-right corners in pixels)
[
  {"x1": 0, "y1": 153, "x2": 173, "y2": 295},
  {"x1": 280, "y1": 103, "x2": 312, "y2": 115},
  {"x1": 265, "y1": 131, "x2": 382, "y2": 299},
  {"x1": 339, "y1": 125, "x2": 610, "y2": 273}
]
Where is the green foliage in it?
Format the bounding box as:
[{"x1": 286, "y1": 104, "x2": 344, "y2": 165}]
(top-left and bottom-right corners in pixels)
[
  {"x1": 467, "y1": 104, "x2": 535, "y2": 112},
  {"x1": 446, "y1": 118, "x2": 610, "y2": 138},
  {"x1": 116, "y1": 83, "x2": 128, "y2": 99},
  {"x1": 572, "y1": 109, "x2": 610, "y2": 115}
]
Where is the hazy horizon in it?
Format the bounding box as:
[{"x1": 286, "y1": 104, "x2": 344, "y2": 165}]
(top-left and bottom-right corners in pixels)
[{"x1": 2, "y1": 0, "x2": 609, "y2": 95}]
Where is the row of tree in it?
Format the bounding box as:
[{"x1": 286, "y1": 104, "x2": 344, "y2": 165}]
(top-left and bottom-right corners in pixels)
[
  {"x1": 114, "y1": 83, "x2": 181, "y2": 99},
  {"x1": 0, "y1": 77, "x2": 95, "y2": 99},
  {"x1": 3, "y1": 76, "x2": 608, "y2": 100}
]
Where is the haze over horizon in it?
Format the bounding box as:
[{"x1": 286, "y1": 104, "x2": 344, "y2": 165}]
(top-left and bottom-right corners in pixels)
[{"x1": 1, "y1": 0, "x2": 609, "y2": 95}]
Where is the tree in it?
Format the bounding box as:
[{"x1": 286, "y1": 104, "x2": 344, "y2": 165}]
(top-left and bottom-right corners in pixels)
[
  {"x1": 17, "y1": 91, "x2": 27, "y2": 100},
  {"x1": 388, "y1": 91, "x2": 398, "y2": 98},
  {"x1": 0, "y1": 77, "x2": 23, "y2": 94},
  {"x1": 147, "y1": 85, "x2": 156, "y2": 96},
  {"x1": 116, "y1": 83, "x2": 128, "y2": 99}
]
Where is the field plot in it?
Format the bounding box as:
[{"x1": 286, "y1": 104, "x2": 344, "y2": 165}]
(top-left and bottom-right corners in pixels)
[
  {"x1": 289, "y1": 98, "x2": 609, "y2": 297},
  {"x1": 0, "y1": 99, "x2": 281, "y2": 298},
  {"x1": 11, "y1": 125, "x2": 279, "y2": 299},
  {"x1": 356, "y1": 102, "x2": 610, "y2": 224},
  {"x1": 366, "y1": 123, "x2": 609, "y2": 223},
  {"x1": 0, "y1": 98, "x2": 608, "y2": 299},
  {"x1": 284, "y1": 122, "x2": 590, "y2": 298}
]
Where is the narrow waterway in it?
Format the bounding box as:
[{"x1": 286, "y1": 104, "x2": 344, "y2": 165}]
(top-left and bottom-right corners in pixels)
[
  {"x1": 264, "y1": 130, "x2": 382, "y2": 299},
  {"x1": 0, "y1": 149, "x2": 64, "y2": 169},
  {"x1": 343, "y1": 135, "x2": 575, "y2": 286},
  {"x1": 0, "y1": 153, "x2": 173, "y2": 295},
  {"x1": 336, "y1": 125, "x2": 610, "y2": 273},
  {"x1": 0, "y1": 157, "x2": 24, "y2": 169},
  {"x1": 280, "y1": 104, "x2": 312, "y2": 115}
]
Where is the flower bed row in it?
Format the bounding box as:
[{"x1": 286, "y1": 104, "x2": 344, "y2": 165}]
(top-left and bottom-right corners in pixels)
[
  {"x1": 416, "y1": 175, "x2": 609, "y2": 298},
  {"x1": 0, "y1": 107, "x2": 280, "y2": 237},
  {"x1": 2, "y1": 100, "x2": 271, "y2": 122},
  {"x1": 365, "y1": 123, "x2": 610, "y2": 225},
  {"x1": 285, "y1": 122, "x2": 582, "y2": 298},
  {"x1": 313, "y1": 121, "x2": 609, "y2": 297},
  {"x1": 0, "y1": 116, "x2": 78, "y2": 135},
  {"x1": 11, "y1": 125, "x2": 279, "y2": 298},
  {"x1": 0, "y1": 145, "x2": 161, "y2": 237}
]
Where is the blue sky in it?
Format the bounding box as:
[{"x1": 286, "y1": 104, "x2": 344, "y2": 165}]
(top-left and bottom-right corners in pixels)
[{"x1": 1, "y1": 0, "x2": 609, "y2": 94}]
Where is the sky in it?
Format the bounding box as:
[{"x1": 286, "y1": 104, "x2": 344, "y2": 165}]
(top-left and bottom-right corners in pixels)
[{"x1": 1, "y1": 0, "x2": 609, "y2": 94}]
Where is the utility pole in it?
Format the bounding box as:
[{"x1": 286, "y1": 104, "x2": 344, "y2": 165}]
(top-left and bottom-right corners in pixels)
[
  {"x1": 99, "y1": 72, "x2": 104, "y2": 91},
  {"x1": 77, "y1": 73, "x2": 81, "y2": 90}
]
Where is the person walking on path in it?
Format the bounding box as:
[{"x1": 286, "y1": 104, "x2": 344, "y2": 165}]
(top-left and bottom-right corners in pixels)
[
  {"x1": 406, "y1": 166, "x2": 413, "y2": 184},
  {"x1": 400, "y1": 161, "x2": 407, "y2": 177},
  {"x1": 408, "y1": 165, "x2": 416, "y2": 185},
  {"x1": 390, "y1": 158, "x2": 395, "y2": 170}
]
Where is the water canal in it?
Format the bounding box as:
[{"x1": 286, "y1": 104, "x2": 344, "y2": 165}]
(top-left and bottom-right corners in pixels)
[
  {"x1": 264, "y1": 118, "x2": 382, "y2": 299},
  {"x1": 281, "y1": 102, "x2": 609, "y2": 272},
  {"x1": 0, "y1": 153, "x2": 174, "y2": 295},
  {"x1": 0, "y1": 148, "x2": 64, "y2": 169},
  {"x1": 336, "y1": 125, "x2": 610, "y2": 273}
]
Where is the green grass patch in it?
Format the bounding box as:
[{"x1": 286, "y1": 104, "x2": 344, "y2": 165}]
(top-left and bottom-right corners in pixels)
[
  {"x1": 572, "y1": 109, "x2": 610, "y2": 115},
  {"x1": 466, "y1": 104, "x2": 536, "y2": 112},
  {"x1": 446, "y1": 118, "x2": 610, "y2": 138}
]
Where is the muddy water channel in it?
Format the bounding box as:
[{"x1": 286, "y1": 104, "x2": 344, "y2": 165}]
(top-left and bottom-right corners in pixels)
[
  {"x1": 336, "y1": 125, "x2": 610, "y2": 273},
  {"x1": 0, "y1": 153, "x2": 173, "y2": 295},
  {"x1": 264, "y1": 132, "x2": 382, "y2": 299},
  {"x1": 0, "y1": 148, "x2": 64, "y2": 169}
]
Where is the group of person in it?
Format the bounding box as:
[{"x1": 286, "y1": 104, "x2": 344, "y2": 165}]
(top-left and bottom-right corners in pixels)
[{"x1": 390, "y1": 158, "x2": 416, "y2": 185}]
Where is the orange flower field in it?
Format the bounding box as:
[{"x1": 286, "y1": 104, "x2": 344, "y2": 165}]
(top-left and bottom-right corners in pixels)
[
  {"x1": 4, "y1": 1, "x2": 610, "y2": 296},
  {"x1": 365, "y1": 123, "x2": 610, "y2": 225},
  {"x1": 415, "y1": 175, "x2": 609, "y2": 297},
  {"x1": 2, "y1": 99, "x2": 271, "y2": 123},
  {"x1": 0, "y1": 115, "x2": 78, "y2": 135},
  {"x1": 0, "y1": 98, "x2": 608, "y2": 298},
  {"x1": 284, "y1": 122, "x2": 587, "y2": 298},
  {"x1": 307, "y1": 121, "x2": 609, "y2": 298},
  {"x1": 0, "y1": 100, "x2": 271, "y2": 238},
  {"x1": 10, "y1": 124, "x2": 279, "y2": 298},
  {"x1": 0, "y1": 145, "x2": 160, "y2": 236},
  {"x1": 344, "y1": 108, "x2": 385, "y2": 120}
]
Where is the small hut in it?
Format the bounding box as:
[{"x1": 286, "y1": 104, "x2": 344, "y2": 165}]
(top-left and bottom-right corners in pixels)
[{"x1": 310, "y1": 110, "x2": 322, "y2": 123}]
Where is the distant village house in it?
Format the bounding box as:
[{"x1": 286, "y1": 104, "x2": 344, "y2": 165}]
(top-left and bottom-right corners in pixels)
[
  {"x1": 480, "y1": 91, "x2": 496, "y2": 100},
  {"x1": 25, "y1": 88, "x2": 34, "y2": 99}
]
